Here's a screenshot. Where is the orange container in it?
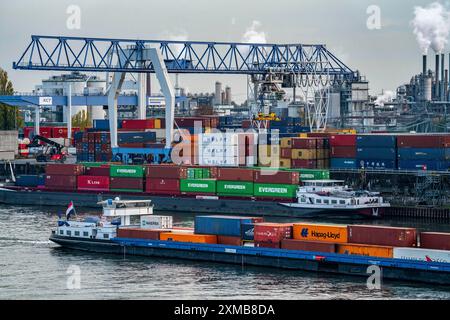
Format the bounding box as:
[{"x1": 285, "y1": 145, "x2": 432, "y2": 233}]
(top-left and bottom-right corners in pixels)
[
  {"x1": 337, "y1": 243, "x2": 393, "y2": 258},
  {"x1": 293, "y1": 223, "x2": 348, "y2": 243},
  {"x1": 159, "y1": 232, "x2": 217, "y2": 244}
]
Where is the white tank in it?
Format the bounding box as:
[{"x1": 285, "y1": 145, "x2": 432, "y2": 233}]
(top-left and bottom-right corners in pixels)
[{"x1": 423, "y1": 76, "x2": 432, "y2": 101}]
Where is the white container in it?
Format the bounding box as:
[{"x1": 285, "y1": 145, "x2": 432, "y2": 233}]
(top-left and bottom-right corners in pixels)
[
  {"x1": 200, "y1": 146, "x2": 239, "y2": 157},
  {"x1": 199, "y1": 132, "x2": 238, "y2": 145},
  {"x1": 198, "y1": 157, "x2": 239, "y2": 166},
  {"x1": 393, "y1": 247, "x2": 450, "y2": 263},
  {"x1": 140, "y1": 215, "x2": 173, "y2": 229}
]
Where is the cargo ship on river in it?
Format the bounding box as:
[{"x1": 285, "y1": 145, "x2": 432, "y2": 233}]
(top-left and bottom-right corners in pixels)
[
  {"x1": 49, "y1": 199, "x2": 450, "y2": 285},
  {"x1": 0, "y1": 164, "x2": 389, "y2": 218}
]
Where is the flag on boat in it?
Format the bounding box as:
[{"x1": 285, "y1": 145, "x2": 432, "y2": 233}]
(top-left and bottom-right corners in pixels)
[{"x1": 66, "y1": 201, "x2": 75, "y2": 220}]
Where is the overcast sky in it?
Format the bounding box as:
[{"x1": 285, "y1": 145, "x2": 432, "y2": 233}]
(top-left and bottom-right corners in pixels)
[{"x1": 0, "y1": 0, "x2": 442, "y2": 102}]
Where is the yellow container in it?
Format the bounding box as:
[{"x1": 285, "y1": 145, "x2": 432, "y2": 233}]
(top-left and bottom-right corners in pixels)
[
  {"x1": 154, "y1": 119, "x2": 161, "y2": 129},
  {"x1": 337, "y1": 243, "x2": 393, "y2": 258},
  {"x1": 291, "y1": 149, "x2": 317, "y2": 160},
  {"x1": 280, "y1": 138, "x2": 292, "y2": 149},
  {"x1": 160, "y1": 232, "x2": 217, "y2": 244},
  {"x1": 299, "y1": 133, "x2": 308, "y2": 138},
  {"x1": 293, "y1": 223, "x2": 348, "y2": 243},
  {"x1": 279, "y1": 158, "x2": 291, "y2": 168}
]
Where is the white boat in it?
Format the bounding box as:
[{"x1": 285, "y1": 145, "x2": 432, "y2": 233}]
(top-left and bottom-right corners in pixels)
[{"x1": 280, "y1": 180, "x2": 390, "y2": 217}]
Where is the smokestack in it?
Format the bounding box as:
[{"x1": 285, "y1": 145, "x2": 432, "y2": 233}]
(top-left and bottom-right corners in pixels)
[
  {"x1": 435, "y1": 54, "x2": 440, "y2": 99},
  {"x1": 442, "y1": 54, "x2": 445, "y2": 101},
  {"x1": 423, "y1": 55, "x2": 427, "y2": 75},
  {"x1": 445, "y1": 69, "x2": 449, "y2": 101}
]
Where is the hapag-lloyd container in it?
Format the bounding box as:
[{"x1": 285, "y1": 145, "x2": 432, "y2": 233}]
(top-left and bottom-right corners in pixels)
[
  {"x1": 217, "y1": 168, "x2": 254, "y2": 181},
  {"x1": 254, "y1": 223, "x2": 293, "y2": 243},
  {"x1": 253, "y1": 183, "x2": 297, "y2": 198},
  {"x1": 254, "y1": 170, "x2": 299, "y2": 184},
  {"x1": 145, "y1": 178, "x2": 180, "y2": 193},
  {"x1": 194, "y1": 215, "x2": 263, "y2": 237},
  {"x1": 393, "y1": 247, "x2": 450, "y2": 263},
  {"x1": 281, "y1": 239, "x2": 336, "y2": 253},
  {"x1": 180, "y1": 179, "x2": 216, "y2": 193},
  {"x1": 216, "y1": 181, "x2": 254, "y2": 196},
  {"x1": 419, "y1": 232, "x2": 450, "y2": 250},
  {"x1": 77, "y1": 175, "x2": 110, "y2": 191},
  {"x1": 46, "y1": 164, "x2": 84, "y2": 176},
  {"x1": 292, "y1": 223, "x2": 348, "y2": 243},
  {"x1": 336, "y1": 243, "x2": 393, "y2": 258},
  {"x1": 348, "y1": 225, "x2": 417, "y2": 247},
  {"x1": 110, "y1": 177, "x2": 144, "y2": 190},
  {"x1": 110, "y1": 165, "x2": 144, "y2": 178}
]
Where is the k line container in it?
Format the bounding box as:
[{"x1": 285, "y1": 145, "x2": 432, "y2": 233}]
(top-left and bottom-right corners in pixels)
[
  {"x1": 419, "y1": 232, "x2": 450, "y2": 250},
  {"x1": 393, "y1": 247, "x2": 450, "y2": 263},
  {"x1": 216, "y1": 181, "x2": 254, "y2": 196},
  {"x1": 159, "y1": 232, "x2": 217, "y2": 244},
  {"x1": 110, "y1": 165, "x2": 144, "y2": 178},
  {"x1": 348, "y1": 225, "x2": 417, "y2": 247},
  {"x1": 194, "y1": 215, "x2": 262, "y2": 237},
  {"x1": 336, "y1": 243, "x2": 393, "y2": 258},
  {"x1": 77, "y1": 175, "x2": 110, "y2": 191},
  {"x1": 180, "y1": 179, "x2": 216, "y2": 193},
  {"x1": 292, "y1": 223, "x2": 348, "y2": 243},
  {"x1": 253, "y1": 183, "x2": 297, "y2": 198},
  {"x1": 281, "y1": 239, "x2": 336, "y2": 253}
]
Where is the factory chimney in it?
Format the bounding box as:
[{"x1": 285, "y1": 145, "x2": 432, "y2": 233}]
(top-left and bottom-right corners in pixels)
[
  {"x1": 435, "y1": 54, "x2": 440, "y2": 100},
  {"x1": 442, "y1": 54, "x2": 445, "y2": 101},
  {"x1": 423, "y1": 55, "x2": 427, "y2": 75}
]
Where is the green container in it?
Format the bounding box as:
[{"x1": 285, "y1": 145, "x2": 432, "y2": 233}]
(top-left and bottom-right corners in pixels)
[
  {"x1": 253, "y1": 183, "x2": 297, "y2": 198},
  {"x1": 180, "y1": 179, "x2": 216, "y2": 193},
  {"x1": 110, "y1": 165, "x2": 144, "y2": 178},
  {"x1": 79, "y1": 162, "x2": 107, "y2": 168},
  {"x1": 187, "y1": 168, "x2": 196, "y2": 179},
  {"x1": 202, "y1": 168, "x2": 210, "y2": 179},
  {"x1": 289, "y1": 169, "x2": 330, "y2": 180},
  {"x1": 217, "y1": 181, "x2": 254, "y2": 196},
  {"x1": 110, "y1": 188, "x2": 143, "y2": 193}
]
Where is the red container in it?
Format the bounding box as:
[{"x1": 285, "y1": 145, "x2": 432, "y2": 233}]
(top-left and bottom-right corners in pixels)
[
  {"x1": 121, "y1": 119, "x2": 155, "y2": 130},
  {"x1": 39, "y1": 127, "x2": 52, "y2": 138},
  {"x1": 291, "y1": 138, "x2": 317, "y2": 149},
  {"x1": 146, "y1": 178, "x2": 180, "y2": 192},
  {"x1": 254, "y1": 223, "x2": 293, "y2": 243},
  {"x1": 255, "y1": 242, "x2": 281, "y2": 249},
  {"x1": 46, "y1": 164, "x2": 84, "y2": 176},
  {"x1": 77, "y1": 175, "x2": 110, "y2": 191},
  {"x1": 85, "y1": 166, "x2": 110, "y2": 176},
  {"x1": 117, "y1": 228, "x2": 164, "y2": 240},
  {"x1": 110, "y1": 177, "x2": 144, "y2": 190},
  {"x1": 348, "y1": 225, "x2": 417, "y2": 247},
  {"x1": 419, "y1": 232, "x2": 450, "y2": 250},
  {"x1": 280, "y1": 148, "x2": 292, "y2": 159},
  {"x1": 217, "y1": 168, "x2": 254, "y2": 182},
  {"x1": 217, "y1": 236, "x2": 242, "y2": 246},
  {"x1": 330, "y1": 134, "x2": 356, "y2": 147},
  {"x1": 45, "y1": 175, "x2": 77, "y2": 190},
  {"x1": 291, "y1": 159, "x2": 317, "y2": 169},
  {"x1": 397, "y1": 135, "x2": 449, "y2": 148},
  {"x1": 146, "y1": 165, "x2": 183, "y2": 179},
  {"x1": 253, "y1": 170, "x2": 299, "y2": 185},
  {"x1": 23, "y1": 127, "x2": 35, "y2": 139},
  {"x1": 281, "y1": 239, "x2": 336, "y2": 253},
  {"x1": 51, "y1": 127, "x2": 68, "y2": 138},
  {"x1": 331, "y1": 146, "x2": 357, "y2": 158}
]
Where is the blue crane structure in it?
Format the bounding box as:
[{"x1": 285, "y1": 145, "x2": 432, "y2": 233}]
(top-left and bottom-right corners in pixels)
[{"x1": 8, "y1": 35, "x2": 359, "y2": 164}]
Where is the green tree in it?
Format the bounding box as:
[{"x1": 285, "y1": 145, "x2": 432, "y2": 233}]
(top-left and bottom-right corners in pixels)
[
  {"x1": 72, "y1": 109, "x2": 91, "y2": 130},
  {"x1": 0, "y1": 68, "x2": 23, "y2": 129}
]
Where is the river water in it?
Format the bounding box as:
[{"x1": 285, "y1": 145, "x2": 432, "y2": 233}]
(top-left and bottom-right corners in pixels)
[{"x1": 1, "y1": 204, "x2": 450, "y2": 300}]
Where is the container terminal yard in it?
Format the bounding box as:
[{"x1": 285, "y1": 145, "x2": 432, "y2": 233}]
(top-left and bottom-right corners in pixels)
[{"x1": 2, "y1": 1, "x2": 450, "y2": 302}]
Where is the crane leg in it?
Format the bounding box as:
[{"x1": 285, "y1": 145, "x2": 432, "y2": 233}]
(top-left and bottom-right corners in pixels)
[{"x1": 108, "y1": 72, "x2": 126, "y2": 149}]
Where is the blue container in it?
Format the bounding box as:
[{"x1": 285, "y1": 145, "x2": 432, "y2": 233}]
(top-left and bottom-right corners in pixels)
[
  {"x1": 15, "y1": 175, "x2": 45, "y2": 187},
  {"x1": 359, "y1": 159, "x2": 397, "y2": 169},
  {"x1": 330, "y1": 158, "x2": 358, "y2": 169},
  {"x1": 118, "y1": 131, "x2": 157, "y2": 143},
  {"x1": 398, "y1": 160, "x2": 450, "y2": 171},
  {"x1": 356, "y1": 135, "x2": 397, "y2": 148},
  {"x1": 93, "y1": 119, "x2": 110, "y2": 131},
  {"x1": 73, "y1": 131, "x2": 84, "y2": 143},
  {"x1": 194, "y1": 215, "x2": 254, "y2": 237},
  {"x1": 397, "y1": 148, "x2": 450, "y2": 160},
  {"x1": 293, "y1": 125, "x2": 310, "y2": 133},
  {"x1": 356, "y1": 148, "x2": 396, "y2": 160},
  {"x1": 241, "y1": 223, "x2": 255, "y2": 241}
]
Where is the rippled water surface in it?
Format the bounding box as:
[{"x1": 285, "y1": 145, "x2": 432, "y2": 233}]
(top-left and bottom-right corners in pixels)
[{"x1": 1, "y1": 204, "x2": 450, "y2": 300}]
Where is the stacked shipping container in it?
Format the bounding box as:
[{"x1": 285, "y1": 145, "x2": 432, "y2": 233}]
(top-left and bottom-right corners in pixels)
[{"x1": 279, "y1": 137, "x2": 329, "y2": 169}]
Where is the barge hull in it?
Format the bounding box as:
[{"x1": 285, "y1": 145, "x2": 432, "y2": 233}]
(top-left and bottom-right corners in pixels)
[
  {"x1": 49, "y1": 235, "x2": 450, "y2": 285},
  {"x1": 0, "y1": 188, "x2": 373, "y2": 218}
]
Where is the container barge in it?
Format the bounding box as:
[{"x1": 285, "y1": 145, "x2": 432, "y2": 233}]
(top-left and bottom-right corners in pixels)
[{"x1": 49, "y1": 199, "x2": 450, "y2": 285}]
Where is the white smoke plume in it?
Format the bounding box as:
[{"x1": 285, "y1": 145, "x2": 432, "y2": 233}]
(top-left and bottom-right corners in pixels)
[
  {"x1": 374, "y1": 91, "x2": 396, "y2": 107},
  {"x1": 241, "y1": 20, "x2": 267, "y2": 44},
  {"x1": 412, "y1": 2, "x2": 450, "y2": 54}
]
